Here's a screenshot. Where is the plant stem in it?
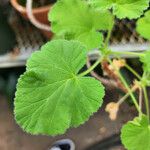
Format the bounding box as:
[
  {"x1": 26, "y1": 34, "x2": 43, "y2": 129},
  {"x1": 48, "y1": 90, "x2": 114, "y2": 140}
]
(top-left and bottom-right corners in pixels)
[
  {"x1": 142, "y1": 85, "x2": 150, "y2": 122},
  {"x1": 139, "y1": 87, "x2": 143, "y2": 117},
  {"x1": 118, "y1": 92, "x2": 130, "y2": 105},
  {"x1": 108, "y1": 58, "x2": 142, "y2": 114},
  {"x1": 104, "y1": 17, "x2": 115, "y2": 49},
  {"x1": 118, "y1": 86, "x2": 138, "y2": 105},
  {"x1": 104, "y1": 27, "x2": 112, "y2": 48},
  {"x1": 125, "y1": 64, "x2": 142, "y2": 80},
  {"x1": 110, "y1": 51, "x2": 144, "y2": 57},
  {"x1": 78, "y1": 57, "x2": 103, "y2": 77}
]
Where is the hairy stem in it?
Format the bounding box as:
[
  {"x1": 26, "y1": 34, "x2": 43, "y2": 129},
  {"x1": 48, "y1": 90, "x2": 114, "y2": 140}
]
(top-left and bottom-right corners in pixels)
[
  {"x1": 101, "y1": 59, "x2": 127, "y2": 92},
  {"x1": 79, "y1": 57, "x2": 103, "y2": 77},
  {"x1": 118, "y1": 86, "x2": 138, "y2": 105},
  {"x1": 110, "y1": 51, "x2": 144, "y2": 57},
  {"x1": 108, "y1": 58, "x2": 142, "y2": 114},
  {"x1": 125, "y1": 64, "x2": 142, "y2": 80},
  {"x1": 104, "y1": 16, "x2": 115, "y2": 48},
  {"x1": 139, "y1": 87, "x2": 143, "y2": 117},
  {"x1": 142, "y1": 85, "x2": 150, "y2": 122},
  {"x1": 118, "y1": 92, "x2": 130, "y2": 105},
  {"x1": 104, "y1": 27, "x2": 112, "y2": 48},
  {"x1": 86, "y1": 57, "x2": 118, "y2": 89}
]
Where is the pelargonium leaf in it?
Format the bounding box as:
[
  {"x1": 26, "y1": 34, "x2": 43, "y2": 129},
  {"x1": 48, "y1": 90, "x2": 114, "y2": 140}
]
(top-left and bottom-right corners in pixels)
[
  {"x1": 14, "y1": 40, "x2": 105, "y2": 135},
  {"x1": 140, "y1": 50, "x2": 150, "y2": 85},
  {"x1": 49, "y1": 0, "x2": 113, "y2": 51},
  {"x1": 88, "y1": 0, "x2": 114, "y2": 10},
  {"x1": 88, "y1": 0, "x2": 149, "y2": 19},
  {"x1": 136, "y1": 11, "x2": 150, "y2": 40},
  {"x1": 140, "y1": 50, "x2": 150, "y2": 73},
  {"x1": 121, "y1": 115, "x2": 150, "y2": 150}
]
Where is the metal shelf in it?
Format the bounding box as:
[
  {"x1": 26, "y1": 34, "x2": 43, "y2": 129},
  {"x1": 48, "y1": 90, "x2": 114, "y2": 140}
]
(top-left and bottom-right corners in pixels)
[
  {"x1": 0, "y1": 10, "x2": 46, "y2": 68},
  {"x1": 0, "y1": 10, "x2": 150, "y2": 68}
]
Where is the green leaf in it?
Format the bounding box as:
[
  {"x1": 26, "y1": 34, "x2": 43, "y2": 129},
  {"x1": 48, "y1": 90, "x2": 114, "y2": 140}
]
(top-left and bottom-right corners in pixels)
[
  {"x1": 121, "y1": 115, "x2": 150, "y2": 150},
  {"x1": 14, "y1": 40, "x2": 105, "y2": 135},
  {"x1": 140, "y1": 50, "x2": 150, "y2": 85},
  {"x1": 88, "y1": 0, "x2": 149, "y2": 19},
  {"x1": 140, "y1": 50, "x2": 150, "y2": 73},
  {"x1": 49, "y1": 0, "x2": 113, "y2": 51},
  {"x1": 136, "y1": 11, "x2": 150, "y2": 40},
  {"x1": 88, "y1": 0, "x2": 114, "y2": 10}
]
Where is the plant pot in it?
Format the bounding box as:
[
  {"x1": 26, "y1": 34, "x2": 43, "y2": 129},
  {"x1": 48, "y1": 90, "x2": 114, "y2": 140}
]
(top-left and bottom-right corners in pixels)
[{"x1": 10, "y1": 0, "x2": 53, "y2": 39}]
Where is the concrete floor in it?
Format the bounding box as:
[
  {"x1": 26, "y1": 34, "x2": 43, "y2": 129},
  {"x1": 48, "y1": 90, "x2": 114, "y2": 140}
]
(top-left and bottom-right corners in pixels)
[{"x1": 0, "y1": 90, "x2": 137, "y2": 150}]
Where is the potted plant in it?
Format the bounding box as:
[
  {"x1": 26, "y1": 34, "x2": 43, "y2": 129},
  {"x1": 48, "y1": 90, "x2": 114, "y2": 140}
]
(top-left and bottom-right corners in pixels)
[
  {"x1": 10, "y1": 0, "x2": 56, "y2": 38},
  {"x1": 14, "y1": 0, "x2": 150, "y2": 150}
]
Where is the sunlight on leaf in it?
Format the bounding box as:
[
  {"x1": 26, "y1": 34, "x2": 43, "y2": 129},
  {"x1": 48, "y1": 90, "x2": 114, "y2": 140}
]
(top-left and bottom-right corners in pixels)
[
  {"x1": 14, "y1": 40, "x2": 105, "y2": 135},
  {"x1": 88, "y1": 0, "x2": 149, "y2": 19},
  {"x1": 140, "y1": 50, "x2": 150, "y2": 73},
  {"x1": 49, "y1": 0, "x2": 113, "y2": 51},
  {"x1": 121, "y1": 115, "x2": 150, "y2": 150},
  {"x1": 136, "y1": 11, "x2": 150, "y2": 40}
]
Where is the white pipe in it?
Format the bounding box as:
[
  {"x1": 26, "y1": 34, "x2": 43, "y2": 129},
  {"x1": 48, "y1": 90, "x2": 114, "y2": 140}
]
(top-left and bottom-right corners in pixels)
[{"x1": 26, "y1": 0, "x2": 50, "y2": 31}]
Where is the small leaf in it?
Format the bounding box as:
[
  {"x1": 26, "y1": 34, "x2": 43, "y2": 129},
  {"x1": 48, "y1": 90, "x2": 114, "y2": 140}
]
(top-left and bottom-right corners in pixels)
[
  {"x1": 140, "y1": 50, "x2": 150, "y2": 85},
  {"x1": 121, "y1": 115, "x2": 150, "y2": 150},
  {"x1": 14, "y1": 40, "x2": 105, "y2": 135},
  {"x1": 88, "y1": 0, "x2": 149, "y2": 19},
  {"x1": 136, "y1": 11, "x2": 150, "y2": 40},
  {"x1": 49, "y1": 0, "x2": 113, "y2": 50},
  {"x1": 140, "y1": 50, "x2": 150, "y2": 73}
]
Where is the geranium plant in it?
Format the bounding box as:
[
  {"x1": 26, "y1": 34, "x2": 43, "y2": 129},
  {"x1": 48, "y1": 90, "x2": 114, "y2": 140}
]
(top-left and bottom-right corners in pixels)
[{"x1": 14, "y1": 0, "x2": 150, "y2": 149}]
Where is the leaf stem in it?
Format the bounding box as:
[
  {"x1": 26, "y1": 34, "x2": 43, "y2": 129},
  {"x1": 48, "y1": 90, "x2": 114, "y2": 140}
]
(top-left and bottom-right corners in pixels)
[
  {"x1": 104, "y1": 16, "x2": 115, "y2": 49},
  {"x1": 78, "y1": 57, "x2": 103, "y2": 77},
  {"x1": 118, "y1": 92, "x2": 130, "y2": 105},
  {"x1": 142, "y1": 85, "x2": 150, "y2": 122},
  {"x1": 139, "y1": 87, "x2": 143, "y2": 117},
  {"x1": 110, "y1": 51, "x2": 144, "y2": 57},
  {"x1": 108, "y1": 58, "x2": 142, "y2": 114},
  {"x1": 104, "y1": 27, "x2": 112, "y2": 48},
  {"x1": 118, "y1": 86, "x2": 138, "y2": 105},
  {"x1": 125, "y1": 64, "x2": 142, "y2": 80}
]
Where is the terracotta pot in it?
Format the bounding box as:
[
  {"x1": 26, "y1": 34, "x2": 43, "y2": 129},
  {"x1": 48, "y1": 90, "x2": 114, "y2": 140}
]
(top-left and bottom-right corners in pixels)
[
  {"x1": 10, "y1": 0, "x2": 53, "y2": 39},
  {"x1": 41, "y1": 28, "x2": 53, "y2": 39}
]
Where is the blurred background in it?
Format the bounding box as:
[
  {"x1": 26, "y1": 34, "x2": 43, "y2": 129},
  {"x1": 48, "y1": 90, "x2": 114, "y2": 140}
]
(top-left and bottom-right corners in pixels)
[{"x1": 0, "y1": 0, "x2": 149, "y2": 150}]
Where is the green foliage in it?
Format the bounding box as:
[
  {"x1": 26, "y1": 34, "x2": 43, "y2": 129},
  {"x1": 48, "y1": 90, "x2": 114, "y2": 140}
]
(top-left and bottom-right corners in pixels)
[
  {"x1": 88, "y1": 0, "x2": 149, "y2": 19},
  {"x1": 140, "y1": 50, "x2": 150, "y2": 73},
  {"x1": 14, "y1": 0, "x2": 150, "y2": 149},
  {"x1": 140, "y1": 50, "x2": 150, "y2": 85},
  {"x1": 121, "y1": 115, "x2": 150, "y2": 150},
  {"x1": 137, "y1": 11, "x2": 150, "y2": 40},
  {"x1": 14, "y1": 40, "x2": 105, "y2": 135},
  {"x1": 49, "y1": 0, "x2": 113, "y2": 51}
]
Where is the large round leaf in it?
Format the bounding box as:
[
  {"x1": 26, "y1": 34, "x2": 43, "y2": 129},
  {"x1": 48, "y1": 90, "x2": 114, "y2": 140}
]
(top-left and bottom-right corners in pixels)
[
  {"x1": 88, "y1": 0, "x2": 149, "y2": 19},
  {"x1": 140, "y1": 50, "x2": 150, "y2": 85},
  {"x1": 136, "y1": 11, "x2": 150, "y2": 40},
  {"x1": 140, "y1": 50, "x2": 150, "y2": 73},
  {"x1": 14, "y1": 40, "x2": 105, "y2": 135},
  {"x1": 121, "y1": 115, "x2": 150, "y2": 150},
  {"x1": 49, "y1": 0, "x2": 113, "y2": 51}
]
